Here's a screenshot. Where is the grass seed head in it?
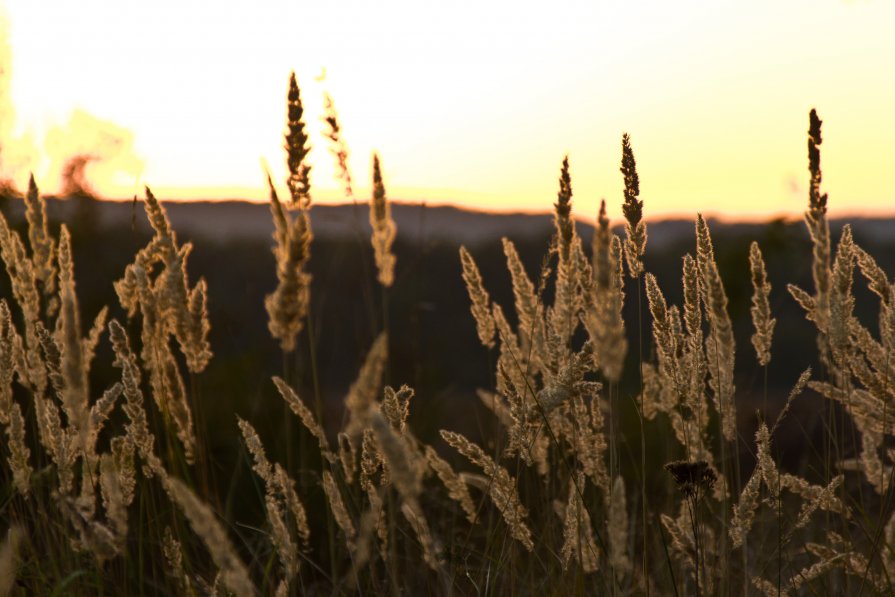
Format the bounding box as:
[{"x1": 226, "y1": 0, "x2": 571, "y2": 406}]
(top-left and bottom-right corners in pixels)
[
  {"x1": 620, "y1": 133, "x2": 646, "y2": 277},
  {"x1": 285, "y1": 71, "x2": 312, "y2": 207},
  {"x1": 749, "y1": 241, "x2": 775, "y2": 366},
  {"x1": 369, "y1": 153, "x2": 397, "y2": 287},
  {"x1": 554, "y1": 155, "x2": 574, "y2": 261}
]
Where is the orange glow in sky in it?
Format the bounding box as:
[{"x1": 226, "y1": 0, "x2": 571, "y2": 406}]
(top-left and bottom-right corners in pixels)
[{"x1": 2, "y1": 0, "x2": 894, "y2": 220}]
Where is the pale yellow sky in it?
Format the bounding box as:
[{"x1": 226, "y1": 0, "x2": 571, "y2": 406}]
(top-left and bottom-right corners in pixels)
[{"x1": 1, "y1": 0, "x2": 893, "y2": 220}]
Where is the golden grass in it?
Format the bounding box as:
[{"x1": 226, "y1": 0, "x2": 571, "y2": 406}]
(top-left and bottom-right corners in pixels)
[{"x1": 0, "y1": 79, "x2": 894, "y2": 596}]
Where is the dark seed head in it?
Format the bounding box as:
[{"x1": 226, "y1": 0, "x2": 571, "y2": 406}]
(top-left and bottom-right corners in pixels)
[{"x1": 665, "y1": 460, "x2": 717, "y2": 499}]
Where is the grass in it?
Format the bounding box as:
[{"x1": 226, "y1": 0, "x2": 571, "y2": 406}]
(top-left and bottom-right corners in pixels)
[{"x1": 0, "y1": 79, "x2": 893, "y2": 596}]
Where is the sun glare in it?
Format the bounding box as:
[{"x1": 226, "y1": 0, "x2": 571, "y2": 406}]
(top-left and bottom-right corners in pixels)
[{"x1": 1, "y1": 0, "x2": 893, "y2": 219}]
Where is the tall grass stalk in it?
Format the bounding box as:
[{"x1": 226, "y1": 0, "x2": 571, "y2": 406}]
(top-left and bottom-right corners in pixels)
[{"x1": 620, "y1": 133, "x2": 651, "y2": 595}]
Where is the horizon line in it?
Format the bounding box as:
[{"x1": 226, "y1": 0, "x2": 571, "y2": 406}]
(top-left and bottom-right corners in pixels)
[{"x1": 20, "y1": 192, "x2": 895, "y2": 225}]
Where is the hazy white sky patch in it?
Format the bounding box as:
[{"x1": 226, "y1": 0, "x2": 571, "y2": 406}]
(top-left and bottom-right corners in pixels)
[{"x1": 2, "y1": 0, "x2": 893, "y2": 219}]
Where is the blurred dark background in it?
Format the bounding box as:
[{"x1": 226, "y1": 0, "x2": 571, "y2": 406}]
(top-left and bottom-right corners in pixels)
[{"x1": 2, "y1": 193, "x2": 892, "y2": 505}]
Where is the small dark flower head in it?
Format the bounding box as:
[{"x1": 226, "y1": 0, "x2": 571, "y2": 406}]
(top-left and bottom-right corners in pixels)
[{"x1": 664, "y1": 460, "x2": 717, "y2": 499}]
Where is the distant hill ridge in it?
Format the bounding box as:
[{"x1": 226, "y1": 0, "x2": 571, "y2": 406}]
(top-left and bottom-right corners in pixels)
[{"x1": 3, "y1": 196, "x2": 891, "y2": 248}]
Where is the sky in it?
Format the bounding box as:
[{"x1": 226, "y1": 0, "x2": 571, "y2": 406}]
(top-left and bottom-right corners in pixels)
[{"x1": 1, "y1": 0, "x2": 893, "y2": 220}]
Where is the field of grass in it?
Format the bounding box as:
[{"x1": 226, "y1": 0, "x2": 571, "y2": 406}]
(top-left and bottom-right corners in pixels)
[{"x1": 1, "y1": 75, "x2": 894, "y2": 596}]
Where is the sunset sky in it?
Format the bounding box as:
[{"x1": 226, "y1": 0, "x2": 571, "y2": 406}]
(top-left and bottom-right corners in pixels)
[{"x1": 2, "y1": 0, "x2": 894, "y2": 219}]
